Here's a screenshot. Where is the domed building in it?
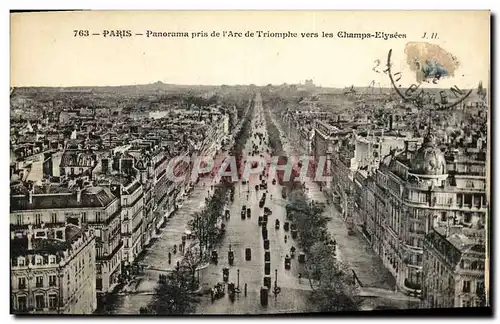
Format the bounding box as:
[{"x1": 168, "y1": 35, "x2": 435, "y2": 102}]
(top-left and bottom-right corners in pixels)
[
  {"x1": 407, "y1": 133, "x2": 448, "y2": 187},
  {"x1": 359, "y1": 128, "x2": 488, "y2": 304}
]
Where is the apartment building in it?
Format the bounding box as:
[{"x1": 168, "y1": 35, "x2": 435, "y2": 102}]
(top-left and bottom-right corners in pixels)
[{"x1": 11, "y1": 224, "x2": 96, "y2": 314}]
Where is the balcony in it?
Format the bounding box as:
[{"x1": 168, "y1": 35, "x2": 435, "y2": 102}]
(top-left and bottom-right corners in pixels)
[
  {"x1": 96, "y1": 240, "x2": 124, "y2": 261},
  {"x1": 404, "y1": 278, "x2": 422, "y2": 291}
]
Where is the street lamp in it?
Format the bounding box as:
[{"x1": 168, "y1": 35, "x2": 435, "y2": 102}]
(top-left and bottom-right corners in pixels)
[{"x1": 273, "y1": 269, "x2": 281, "y2": 298}]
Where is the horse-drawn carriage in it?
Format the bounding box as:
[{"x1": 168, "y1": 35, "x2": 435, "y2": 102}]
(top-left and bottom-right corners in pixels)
[{"x1": 211, "y1": 282, "x2": 226, "y2": 302}]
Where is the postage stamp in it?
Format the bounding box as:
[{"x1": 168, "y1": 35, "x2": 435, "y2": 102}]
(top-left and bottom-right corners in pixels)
[{"x1": 386, "y1": 43, "x2": 473, "y2": 110}]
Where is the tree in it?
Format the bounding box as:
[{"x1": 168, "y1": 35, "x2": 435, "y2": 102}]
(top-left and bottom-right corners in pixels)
[
  {"x1": 145, "y1": 266, "x2": 199, "y2": 315},
  {"x1": 189, "y1": 187, "x2": 227, "y2": 259},
  {"x1": 306, "y1": 242, "x2": 360, "y2": 312},
  {"x1": 287, "y1": 188, "x2": 329, "y2": 253},
  {"x1": 181, "y1": 245, "x2": 204, "y2": 290}
]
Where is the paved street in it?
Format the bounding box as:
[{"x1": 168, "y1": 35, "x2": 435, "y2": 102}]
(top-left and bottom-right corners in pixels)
[{"x1": 195, "y1": 92, "x2": 313, "y2": 314}]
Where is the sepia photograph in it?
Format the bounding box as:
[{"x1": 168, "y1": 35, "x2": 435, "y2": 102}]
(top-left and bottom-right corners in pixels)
[{"x1": 9, "y1": 10, "x2": 491, "y2": 316}]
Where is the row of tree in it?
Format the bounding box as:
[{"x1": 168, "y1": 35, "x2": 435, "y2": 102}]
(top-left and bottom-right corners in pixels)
[
  {"x1": 262, "y1": 105, "x2": 284, "y2": 155},
  {"x1": 189, "y1": 186, "x2": 228, "y2": 260},
  {"x1": 287, "y1": 183, "x2": 360, "y2": 312}
]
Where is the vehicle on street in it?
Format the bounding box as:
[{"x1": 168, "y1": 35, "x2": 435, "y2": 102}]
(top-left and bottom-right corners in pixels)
[
  {"x1": 211, "y1": 283, "x2": 226, "y2": 301},
  {"x1": 298, "y1": 253, "x2": 306, "y2": 264},
  {"x1": 222, "y1": 267, "x2": 229, "y2": 282},
  {"x1": 228, "y1": 247, "x2": 234, "y2": 265},
  {"x1": 284, "y1": 222, "x2": 289, "y2": 231},
  {"x1": 275, "y1": 219, "x2": 280, "y2": 229},
  {"x1": 284, "y1": 255, "x2": 291, "y2": 270},
  {"x1": 211, "y1": 250, "x2": 218, "y2": 264}
]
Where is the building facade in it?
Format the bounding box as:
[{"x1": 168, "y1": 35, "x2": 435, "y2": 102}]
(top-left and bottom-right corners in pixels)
[
  {"x1": 11, "y1": 224, "x2": 97, "y2": 314},
  {"x1": 11, "y1": 186, "x2": 123, "y2": 295}
]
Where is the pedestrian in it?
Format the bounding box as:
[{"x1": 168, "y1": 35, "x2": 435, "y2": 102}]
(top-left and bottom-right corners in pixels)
[
  {"x1": 244, "y1": 283, "x2": 248, "y2": 297},
  {"x1": 168, "y1": 252, "x2": 171, "y2": 264}
]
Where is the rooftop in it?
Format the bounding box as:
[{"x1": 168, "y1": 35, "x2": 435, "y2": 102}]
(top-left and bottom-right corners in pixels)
[
  {"x1": 10, "y1": 186, "x2": 116, "y2": 212},
  {"x1": 11, "y1": 224, "x2": 86, "y2": 258}
]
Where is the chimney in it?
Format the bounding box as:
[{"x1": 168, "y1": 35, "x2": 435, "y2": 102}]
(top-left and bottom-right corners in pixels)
[
  {"x1": 28, "y1": 186, "x2": 34, "y2": 204},
  {"x1": 101, "y1": 158, "x2": 109, "y2": 174},
  {"x1": 76, "y1": 187, "x2": 82, "y2": 203},
  {"x1": 27, "y1": 224, "x2": 34, "y2": 250}
]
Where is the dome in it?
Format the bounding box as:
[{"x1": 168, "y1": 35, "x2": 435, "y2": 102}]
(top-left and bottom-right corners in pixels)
[{"x1": 409, "y1": 134, "x2": 447, "y2": 176}]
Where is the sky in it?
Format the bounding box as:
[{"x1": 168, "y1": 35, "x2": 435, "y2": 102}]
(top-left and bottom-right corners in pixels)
[{"x1": 10, "y1": 11, "x2": 490, "y2": 88}]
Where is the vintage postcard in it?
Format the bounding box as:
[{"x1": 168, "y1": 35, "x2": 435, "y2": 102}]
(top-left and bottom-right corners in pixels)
[{"x1": 9, "y1": 10, "x2": 491, "y2": 315}]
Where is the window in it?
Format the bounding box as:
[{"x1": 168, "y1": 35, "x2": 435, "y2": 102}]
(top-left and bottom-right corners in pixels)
[
  {"x1": 36, "y1": 276, "x2": 44, "y2": 288},
  {"x1": 96, "y1": 212, "x2": 102, "y2": 222},
  {"x1": 18, "y1": 258, "x2": 25, "y2": 267},
  {"x1": 124, "y1": 198, "x2": 128, "y2": 206},
  {"x1": 48, "y1": 294, "x2": 57, "y2": 309},
  {"x1": 35, "y1": 294, "x2": 45, "y2": 309},
  {"x1": 16, "y1": 215, "x2": 23, "y2": 226},
  {"x1": 463, "y1": 280, "x2": 471, "y2": 293},
  {"x1": 96, "y1": 278, "x2": 103, "y2": 290},
  {"x1": 476, "y1": 281, "x2": 485, "y2": 295},
  {"x1": 35, "y1": 213, "x2": 42, "y2": 225},
  {"x1": 18, "y1": 277, "x2": 26, "y2": 289},
  {"x1": 441, "y1": 212, "x2": 447, "y2": 222},
  {"x1": 36, "y1": 257, "x2": 42, "y2": 265},
  {"x1": 17, "y1": 296, "x2": 27, "y2": 312},
  {"x1": 50, "y1": 213, "x2": 57, "y2": 223},
  {"x1": 49, "y1": 275, "x2": 57, "y2": 287},
  {"x1": 464, "y1": 194, "x2": 472, "y2": 206},
  {"x1": 82, "y1": 212, "x2": 87, "y2": 222},
  {"x1": 464, "y1": 213, "x2": 472, "y2": 223},
  {"x1": 49, "y1": 256, "x2": 56, "y2": 264},
  {"x1": 70, "y1": 167, "x2": 75, "y2": 175}
]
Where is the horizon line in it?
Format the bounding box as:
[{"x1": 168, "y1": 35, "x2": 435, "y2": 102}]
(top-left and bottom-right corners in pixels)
[{"x1": 10, "y1": 81, "x2": 482, "y2": 90}]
